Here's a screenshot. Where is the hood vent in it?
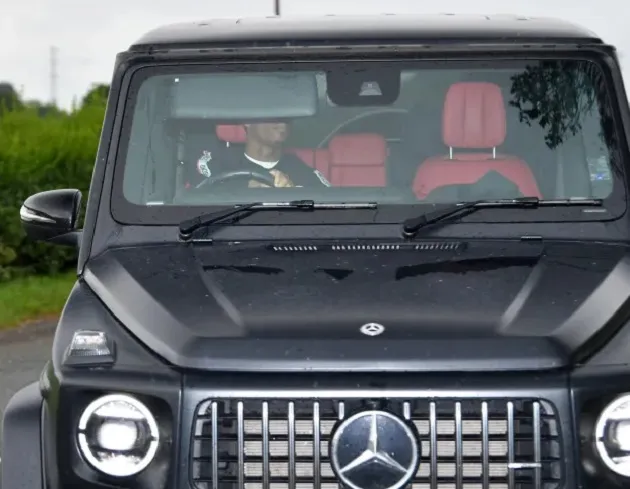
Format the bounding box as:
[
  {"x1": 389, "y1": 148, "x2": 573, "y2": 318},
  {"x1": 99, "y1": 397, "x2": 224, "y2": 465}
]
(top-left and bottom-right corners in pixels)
[{"x1": 270, "y1": 242, "x2": 463, "y2": 252}]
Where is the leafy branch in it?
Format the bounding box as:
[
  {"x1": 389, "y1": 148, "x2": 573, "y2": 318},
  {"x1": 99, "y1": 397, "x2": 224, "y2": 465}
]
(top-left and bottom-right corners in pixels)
[{"x1": 508, "y1": 61, "x2": 608, "y2": 149}]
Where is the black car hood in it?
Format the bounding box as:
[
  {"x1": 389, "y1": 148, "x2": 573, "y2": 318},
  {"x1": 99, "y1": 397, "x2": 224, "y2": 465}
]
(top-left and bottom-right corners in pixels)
[{"x1": 83, "y1": 240, "x2": 630, "y2": 372}]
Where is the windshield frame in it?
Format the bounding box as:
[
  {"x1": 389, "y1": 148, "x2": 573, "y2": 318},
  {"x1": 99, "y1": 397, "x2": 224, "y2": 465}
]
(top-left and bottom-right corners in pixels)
[{"x1": 109, "y1": 51, "x2": 629, "y2": 228}]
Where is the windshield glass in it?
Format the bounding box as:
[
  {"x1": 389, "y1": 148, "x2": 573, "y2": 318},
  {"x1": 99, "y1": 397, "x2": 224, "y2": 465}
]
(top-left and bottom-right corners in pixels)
[{"x1": 112, "y1": 58, "x2": 625, "y2": 225}]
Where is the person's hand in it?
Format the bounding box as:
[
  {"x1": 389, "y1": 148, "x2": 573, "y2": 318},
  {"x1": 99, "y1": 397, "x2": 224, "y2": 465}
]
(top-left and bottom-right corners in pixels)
[
  {"x1": 248, "y1": 180, "x2": 271, "y2": 188},
  {"x1": 270, "y1": 170, "x2": 294, "y2": 187},
  {"x1": 247, "y1": 170, "x2": 294, "y2": 188}
]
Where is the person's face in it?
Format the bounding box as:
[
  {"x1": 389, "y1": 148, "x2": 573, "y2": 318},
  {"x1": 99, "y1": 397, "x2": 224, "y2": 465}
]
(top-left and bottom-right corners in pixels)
[{"x1": 246, "y1": 122, "x2": 289, "y2": 146}]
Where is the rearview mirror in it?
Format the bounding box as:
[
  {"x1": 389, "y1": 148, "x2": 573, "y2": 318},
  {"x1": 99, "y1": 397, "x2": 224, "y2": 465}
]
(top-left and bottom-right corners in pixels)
[{"x1": 19, "y1": 189, "x2": 82, "y2": 247}]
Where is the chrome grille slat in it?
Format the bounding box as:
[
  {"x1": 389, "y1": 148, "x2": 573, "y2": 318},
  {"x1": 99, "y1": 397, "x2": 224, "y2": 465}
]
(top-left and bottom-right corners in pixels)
[
  {"x1": 430, "y1": 402, "x2": 438, "y2": 489},
  {"x1": 263, "y1": 402, "x2": 270, "y2": 489},
  {"x1": 288, "y1": 402, "x2": 296, "y2": 489},
  {"x1": 313, "y1": 402, "x2": 321, "y2": 489},
  {"x1": 533, "y1": 403, "x2": 541, "y2": 489},
  {"x1": 507, "y1": 402, "x2": 515, "y2": 489},
  {"x1": 211, "y1": 401, "x2": 219, "y2": 489},
  {"x1": 482, "y1": 402, "x2": 489, "y2": 489},
  {"x1": 455, "y1": 402, "x2": 463, "y2": 489},
  {"x1": 238, "y1": 401, "x2": 245, "y2": 489},
  {"x1": 191, "y1": 398, "x2": 562, "y2": 489}
]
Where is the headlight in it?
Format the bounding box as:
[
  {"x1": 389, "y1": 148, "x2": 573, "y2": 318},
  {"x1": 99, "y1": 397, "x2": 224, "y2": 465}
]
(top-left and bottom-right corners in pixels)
[
  {"x1": 595, "y1": 393, "x2": 630, "y2": 477},
  {"x1": 77, "y1": 394, "x2": 159, "y2": 477}
]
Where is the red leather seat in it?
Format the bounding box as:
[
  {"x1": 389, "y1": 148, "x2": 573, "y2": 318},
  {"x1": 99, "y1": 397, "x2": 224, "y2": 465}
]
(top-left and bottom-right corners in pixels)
[
  {"x1": 215, "y1": 125, "x2": 331, "y2": 178},
  {"x1": 412, "y1": 82, "x2": 542, "y2": 200},
  {"x1": 289, "y1": 148, "x2": 330, "y2": 177},
  {"x1": 327, "y1": 133, "x2": 387, "y2": 186},
  {"x1": 215, "y1": 124, "x2": 247, "y2": 144}
]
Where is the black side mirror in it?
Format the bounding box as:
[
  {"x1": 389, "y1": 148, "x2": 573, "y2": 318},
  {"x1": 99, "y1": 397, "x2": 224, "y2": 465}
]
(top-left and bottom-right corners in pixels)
[{"x1": 19, "y1": 189, "x2": 82, "y2": 247}]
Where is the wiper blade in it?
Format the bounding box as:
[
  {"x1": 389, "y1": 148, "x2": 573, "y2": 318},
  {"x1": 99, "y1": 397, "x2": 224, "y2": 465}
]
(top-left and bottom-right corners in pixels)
[
  {"x1": 401, "y1": 197, "x2": 603, "y2": 238},
  {"x1": 179, "y1": 199, "x2": 377, "y2": 240}
]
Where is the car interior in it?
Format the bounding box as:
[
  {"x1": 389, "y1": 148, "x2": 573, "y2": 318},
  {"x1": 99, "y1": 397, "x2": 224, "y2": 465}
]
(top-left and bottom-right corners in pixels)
[{"x1": 126, "y1": 65, "x2": 615, "y2": 206}]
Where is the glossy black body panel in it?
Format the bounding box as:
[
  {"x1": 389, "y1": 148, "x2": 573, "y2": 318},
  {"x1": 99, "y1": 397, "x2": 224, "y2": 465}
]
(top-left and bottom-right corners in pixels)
[
  {"x1": 50, "y1": 281, "x2": 178, "y2": 376},
  {"x1": 1, "y1": 382, "x2": 44, "y2": 489},
  {"x1": 40, "y1": 282, "x2": 182, "y2": 489},
  {"x1": 130, "y1": 14, "x2": 601, "y2": 51},
  {"x1": 83, "y1": 240, "x2": 630, "y2": 372}
]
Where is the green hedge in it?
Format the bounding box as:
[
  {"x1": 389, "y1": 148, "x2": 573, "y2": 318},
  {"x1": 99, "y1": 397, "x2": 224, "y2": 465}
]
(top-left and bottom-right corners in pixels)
[{"x1": 0, "y1": 102, "x2": 105, "y2": 281}]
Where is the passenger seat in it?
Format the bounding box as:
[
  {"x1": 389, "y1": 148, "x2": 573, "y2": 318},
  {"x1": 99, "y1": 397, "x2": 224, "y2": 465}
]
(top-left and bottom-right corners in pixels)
[{"x1": 412, "y1": 82, "x2": 542, "y2": 200}]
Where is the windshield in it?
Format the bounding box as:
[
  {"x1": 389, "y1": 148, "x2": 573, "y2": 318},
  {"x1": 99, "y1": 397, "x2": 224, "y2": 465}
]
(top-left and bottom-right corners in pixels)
[{"x1": 112, "y1": 57, "x2": 625, "y2": 226}]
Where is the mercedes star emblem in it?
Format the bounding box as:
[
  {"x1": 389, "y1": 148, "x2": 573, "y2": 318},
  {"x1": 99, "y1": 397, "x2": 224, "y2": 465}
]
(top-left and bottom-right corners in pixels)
[
  {"x1": 330, "y1": 410, "x2": 419, "y2": 489},
  {"x1": 360, "y1": 323, "x2": 385, "y2": 336}
]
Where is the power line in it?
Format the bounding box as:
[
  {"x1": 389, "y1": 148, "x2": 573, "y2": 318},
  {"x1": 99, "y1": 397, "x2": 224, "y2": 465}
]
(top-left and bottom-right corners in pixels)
[{"x1": 50, "y1": 46, "x2": 59, "y2": 107}]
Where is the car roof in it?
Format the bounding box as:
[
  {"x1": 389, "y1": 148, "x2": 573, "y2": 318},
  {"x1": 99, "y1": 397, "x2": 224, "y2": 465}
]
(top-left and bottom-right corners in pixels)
[{"x1": 130, "y1": 14, "x2": 602, "y2": 50}]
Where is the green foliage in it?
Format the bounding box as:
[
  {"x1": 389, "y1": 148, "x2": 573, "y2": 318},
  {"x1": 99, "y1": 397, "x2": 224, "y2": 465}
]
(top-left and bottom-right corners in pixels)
[
  {"x1": 0, "y1": 82, "x2": 23, "y2": 113},
  {"x1": 0, "y1": 97, "x2": 105, "y2": 281},
  {"x1": 81, "y1": 83, "x2": 109, "y2": 108},
  {"x1": 0, "y1": 271, "x2": 76, "y2": 328},
  {"x1": 509, "y1": 60, "x2": 608, "y2": 149}
]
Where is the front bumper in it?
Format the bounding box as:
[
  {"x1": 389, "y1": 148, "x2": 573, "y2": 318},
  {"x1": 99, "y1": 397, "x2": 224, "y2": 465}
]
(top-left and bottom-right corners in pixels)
[{"x1": 4, "y1": 370, "x2": 630, "y2": 489}]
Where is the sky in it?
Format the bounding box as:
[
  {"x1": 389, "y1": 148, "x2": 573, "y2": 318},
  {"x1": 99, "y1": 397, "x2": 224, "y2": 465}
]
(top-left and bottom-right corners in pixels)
[{"x1": 2, "y1": 0, "x2": 630, "y2": 110}]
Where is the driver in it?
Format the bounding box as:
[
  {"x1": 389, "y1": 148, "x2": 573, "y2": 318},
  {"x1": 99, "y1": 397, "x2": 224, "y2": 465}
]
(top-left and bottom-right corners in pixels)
[{"x1": 194, "y1": 122, "x2": 331, "y2": 188}]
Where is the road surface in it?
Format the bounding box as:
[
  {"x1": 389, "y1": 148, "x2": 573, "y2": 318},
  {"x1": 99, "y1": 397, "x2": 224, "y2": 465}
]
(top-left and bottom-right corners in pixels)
[{"x1": 0, "y1": 321, "x2": 55, "y2": 455}]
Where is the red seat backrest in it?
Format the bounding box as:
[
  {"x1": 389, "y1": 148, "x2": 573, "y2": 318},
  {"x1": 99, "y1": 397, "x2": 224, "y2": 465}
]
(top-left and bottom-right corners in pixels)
[
  {"x1": 288, "y1": 148, "x2": 331, "y2": 177},
  {"x1": 215, "y1": 125, "x2": 331, "y2": 179},
  {"x1": 215, "y1": 124, "x2": 247, "y2": 144},
  {"x1": 412, "y1": 82, "x2": 542, "y2": 200},
  {"x1": 327, "y1": 133, "x2": 387, "y2": 187}
]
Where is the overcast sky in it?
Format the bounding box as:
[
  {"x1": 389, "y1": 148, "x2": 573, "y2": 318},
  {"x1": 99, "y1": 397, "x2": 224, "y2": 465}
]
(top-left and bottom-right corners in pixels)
[{"x1": 2, "y1": 0, "x2": 630, "y2": 110}]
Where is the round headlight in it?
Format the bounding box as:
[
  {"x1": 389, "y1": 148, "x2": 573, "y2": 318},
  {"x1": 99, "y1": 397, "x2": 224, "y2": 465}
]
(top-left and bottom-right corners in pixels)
[
  {"x1": 595, "y1": 394, "x2": 630, "y2": 477},
  {"x1": 77, "y1": 394, "x2": 159, "y2": 477}
]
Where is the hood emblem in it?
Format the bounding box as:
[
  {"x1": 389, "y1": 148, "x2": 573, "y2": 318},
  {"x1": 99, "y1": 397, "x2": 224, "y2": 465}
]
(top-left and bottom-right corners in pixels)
[
  {"x1": 330, "y1": 410, "x2": 419, "y2": 489},
  {"x1": 360, "y1": 323, "x2": 385, "y2": 336}
]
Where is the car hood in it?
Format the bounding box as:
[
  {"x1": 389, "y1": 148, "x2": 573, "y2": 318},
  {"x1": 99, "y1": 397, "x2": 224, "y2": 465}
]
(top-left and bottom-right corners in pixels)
[{"x1": 83, "y1": 240, "x2": 630, "y2": 372}]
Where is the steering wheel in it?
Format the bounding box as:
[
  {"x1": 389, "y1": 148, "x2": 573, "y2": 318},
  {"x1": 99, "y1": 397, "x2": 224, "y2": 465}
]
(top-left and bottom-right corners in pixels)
[
  {"x1": 196, "y1": 170, "x2": 276, "y2": 188},
  {"x1": 316, "y1": 108, "x2": 409, "y2": 148}
]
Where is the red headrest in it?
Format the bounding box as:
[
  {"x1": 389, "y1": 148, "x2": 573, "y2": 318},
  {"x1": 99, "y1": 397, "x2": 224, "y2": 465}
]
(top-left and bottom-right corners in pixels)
[
  {"x1": 328, "y1": 134, "x2": 387, "y2": 166},
  {"x1": 443, "y1": 82, "x2": 506, "y2": 149},
  {"x1": 216, "y1": 124, "x2": 247, "y2": 143}
]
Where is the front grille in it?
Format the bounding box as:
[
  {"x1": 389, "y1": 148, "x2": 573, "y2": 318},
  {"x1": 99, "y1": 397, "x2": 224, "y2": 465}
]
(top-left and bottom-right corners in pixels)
[{"x1": 191, "y1": 398, "x2": 562, "y2": 489}]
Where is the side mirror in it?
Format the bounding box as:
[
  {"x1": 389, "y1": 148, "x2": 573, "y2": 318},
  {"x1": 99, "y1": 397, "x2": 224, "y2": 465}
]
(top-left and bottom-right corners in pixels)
[{"x1": 19, "y1": 189, "x2": 82, "y2": 247}]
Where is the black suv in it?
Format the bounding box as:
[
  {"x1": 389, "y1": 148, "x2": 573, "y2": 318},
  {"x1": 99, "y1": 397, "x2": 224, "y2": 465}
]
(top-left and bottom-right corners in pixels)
[{"x1": 3, "y1": 13, "x2": 630, "y2": 489}]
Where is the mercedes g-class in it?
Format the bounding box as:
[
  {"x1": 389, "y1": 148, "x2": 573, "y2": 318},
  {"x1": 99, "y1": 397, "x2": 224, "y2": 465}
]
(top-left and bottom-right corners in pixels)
[{"x1": 3, "y1": 13, "x2": 630, "y2": 489}]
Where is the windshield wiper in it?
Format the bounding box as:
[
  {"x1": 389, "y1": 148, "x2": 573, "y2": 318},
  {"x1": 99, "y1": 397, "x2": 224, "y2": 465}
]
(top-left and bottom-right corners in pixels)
[
  {"x1": 179, "y1": 200, "x2": 378, "y2": 241},
  {"x1": 401, "y1": 196, "x2": 603, "y2": 238}
]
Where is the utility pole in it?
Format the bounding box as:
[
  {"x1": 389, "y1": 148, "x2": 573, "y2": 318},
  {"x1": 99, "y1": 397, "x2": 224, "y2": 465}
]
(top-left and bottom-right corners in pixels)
[
  {"x1": 50, "y1": 46, "x2": 59, "y2": 107},
  {"x1": 274, "y1": 0, "x2": 280, "y2": 16}
]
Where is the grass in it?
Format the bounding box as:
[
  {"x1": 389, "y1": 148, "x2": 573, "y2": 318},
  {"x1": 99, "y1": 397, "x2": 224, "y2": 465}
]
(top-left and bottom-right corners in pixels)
[{"x1": 0, "y1": 272, "x2": 76, "y2": 329}]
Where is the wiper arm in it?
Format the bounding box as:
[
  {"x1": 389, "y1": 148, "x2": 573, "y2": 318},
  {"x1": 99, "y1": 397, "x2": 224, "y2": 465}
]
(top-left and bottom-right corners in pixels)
[
  {"x1": 402, "y1": 197, "x2": 603, "y2": 238},
  {"x1": 179, "y1": 199, "x2": 377, "y2": 240}
]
